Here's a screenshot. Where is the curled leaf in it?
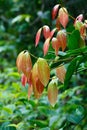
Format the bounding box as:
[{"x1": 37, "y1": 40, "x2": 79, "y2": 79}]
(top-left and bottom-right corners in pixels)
[
  {"x1": 52, "y1": 4, "x2": 60, "y2": 20},
  {"x1": 35, "y1": 28, "x2": 42, "y2": 46},
  {"x1": 56, "y1": 65, "x2": 66, "y2": 83},
  {"x1": 59, "y1": 7, "x2": 69, "y2": 28},
  {"x1": 37, "y1": 58, "x2": 50, "y2": 86},
  {"x1": 48, "y1": 79, "x2": 58, "y2": 107}
]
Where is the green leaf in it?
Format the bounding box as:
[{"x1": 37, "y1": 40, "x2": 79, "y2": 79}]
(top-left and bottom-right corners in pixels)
[
  {"x1": 39, "y1": 127, "x2": 50, "y2": 130},
  {"x1": 67, "y1": 114, "x2": 84, "y2": 124},
  {"x1": 64, "y1": 56, "x2": 82, "y2": 89},
  {"x1": 68, "y1": 30, "x2": 80, "y2": 50}
]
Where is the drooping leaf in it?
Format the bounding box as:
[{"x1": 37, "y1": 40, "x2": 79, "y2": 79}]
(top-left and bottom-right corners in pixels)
[
  {"x1": 21, "y1": 74, "x2": 27, "y2": 87},
  {"x1": 28, "y1": 85, "x2": 33, "y2": 100},
  {"x1": 59, "y1": 7, "x2": 69, "y2": 28},
  {"x1": 36, "y1": 79, "x2": 44, "y2": 94},
  {"x1": 21, "y1": 51, "x2": 32, "y2": 78},
  {"x1": 57, "y1": 30, "x2": 67, "y2": 51},
  {"x1": 50, "y1": 28, "x2": 57, "y2": 38},
  {"x1": 52, "y1": 37, "x2": 60, "y2": 55},
  {"x1": 52, "y1": 4, "x2": 60, "y2": 20},
  {"x1": 16, "y1": 50, "x2": 32, "y2": 78},
  {"x1": 56, "y1": 17, "x2": 61, "y2": 30},
  {"x1": 43, "y1": 38, "x2": 50, "y2": 56},
  {"x1": 80, "y1": 25, "x2": 86, "y2": 39},
  {"x1": 56, "y1": 65, "x2": 66, "y2": 83},
  {"x1": 32, "y1": 63, "x2": 41, "y2": 98},
  {"x1": 68, "y1": 30, "x2": 80, "y2": 50},
  {"x1": 16, "y1": 51, "x2": 24, "y2": 73},
  {"x1": 35, "y1": 28, "x2": 42, "y2": 46},
  {"x1": 43, "y1": 25, "x2": 50, "y2": 39},
  {"x1": 48, "y1": 79, "x2": 58, "y2": 107},
  {"x1": 37, "y1": 58, "x2": 50, "y2": 86}
]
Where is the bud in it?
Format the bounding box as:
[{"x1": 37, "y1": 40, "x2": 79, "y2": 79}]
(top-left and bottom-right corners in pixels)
[{"x1": 16, "y1": 50, "x2": 32, "y2": 78}]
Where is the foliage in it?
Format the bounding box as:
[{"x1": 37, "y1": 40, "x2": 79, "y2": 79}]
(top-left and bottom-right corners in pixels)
[{"x1": 0, "y1": 0, "x2": 87, "y2": 130}]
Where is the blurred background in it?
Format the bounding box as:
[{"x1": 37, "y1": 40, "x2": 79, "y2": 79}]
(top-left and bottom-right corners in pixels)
[{"x1": 0, "y1": 0, "x2": 87, "y2": 129}]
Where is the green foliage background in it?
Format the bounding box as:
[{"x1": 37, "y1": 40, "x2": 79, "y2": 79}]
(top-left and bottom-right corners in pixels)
[{"x1": 0, "y1": 0, "x2": 87, "y2": 129}]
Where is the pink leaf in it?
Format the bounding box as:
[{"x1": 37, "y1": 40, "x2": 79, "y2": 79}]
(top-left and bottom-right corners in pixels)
[
  {"x1": 50, "y1": 28, "x2": 57, "y2": 38},
  {"x1": 43, "y1": 38, "x2": 50, "y2": 56},
  {"x1": 74, "y1": 14, "x2": 83, "y2": 24},
  {"x1": 35, "y1": 28, "x2": 42, "y2": 46},
  {"x1": 43, "y1": 25, "x2": 51, "y2": 39},
  {"x1": 59, "y1": 7, "x2": 69, "y2": 28},
  {"x1": 52, "y1": 4, "x2": 60, "y2": 20}
]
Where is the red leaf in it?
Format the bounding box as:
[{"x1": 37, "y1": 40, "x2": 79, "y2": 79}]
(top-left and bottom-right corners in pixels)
[
  {"x1": 35, "y1": 28, "x2": 42, "y2": 46},
  {"x1": 43, "y1": 38, "x2": 50, "y2": 56},
  {"x1": 52, "y1": 37, "x2": 61, "y2": 55},
  {"x1": 59, "y1": 7, "x2": 69, "y2": 28},
  {"x1": 43, "y1": 25, "x2": 51, "y2": 39},
  {"x1": 28, "y1": 85, "x2": 33, "y2": 100},
  {"x1": 21, "y1": 74, "x2": 27, "y2": 87},
  {"x1": 52, "y1": 4, "x2": 60, "y2": 20},
  {"x1": 48, "y1": 80, "x2": 58, "y2": 107}
]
